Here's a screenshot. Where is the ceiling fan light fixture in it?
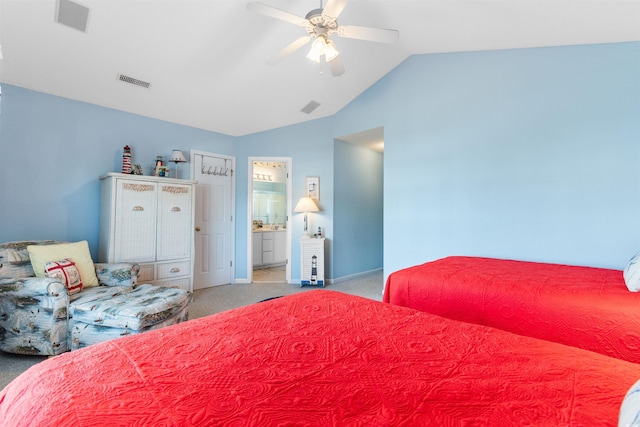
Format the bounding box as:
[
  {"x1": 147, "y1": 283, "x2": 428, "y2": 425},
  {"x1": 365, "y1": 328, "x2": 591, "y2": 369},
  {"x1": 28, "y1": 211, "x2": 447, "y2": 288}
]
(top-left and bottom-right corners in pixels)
[
  {"x1": 324, "y1": 39, "x2": 339, "y2": 62},
  {"x1": 312, "y1": 37, "x2": 327, "y2": 53},
  {"x1": 306, "y1": 48, "x2": 322, "y2": 63},
  {"x1": 306, "y1": 36, "x2": 326, "y2": 63},
  {"x1": 249, "y1": 0, "x2": 399, "y2": 76}
]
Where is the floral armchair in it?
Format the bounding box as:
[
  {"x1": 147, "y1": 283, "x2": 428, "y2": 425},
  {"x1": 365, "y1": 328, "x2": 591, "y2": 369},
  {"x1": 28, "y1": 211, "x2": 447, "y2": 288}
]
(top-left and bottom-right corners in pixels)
[{"x1": 0, "y1": 240, "x2": 139, "y2": 356}]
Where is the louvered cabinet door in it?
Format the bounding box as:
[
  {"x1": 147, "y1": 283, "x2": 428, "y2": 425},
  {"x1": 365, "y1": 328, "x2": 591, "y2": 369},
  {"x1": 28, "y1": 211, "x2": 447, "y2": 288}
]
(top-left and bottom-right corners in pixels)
[
  {"x1": 156, "y1": 183, "x2": 193, "y2": 261},
  {"x1": 113, "y1": 179, "x2": 157, "y2": 263}
]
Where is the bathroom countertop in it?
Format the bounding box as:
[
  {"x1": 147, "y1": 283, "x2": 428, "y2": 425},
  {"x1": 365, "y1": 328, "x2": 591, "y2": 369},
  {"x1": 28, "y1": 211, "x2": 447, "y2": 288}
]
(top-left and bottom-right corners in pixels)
[{"x1": 253, "y1": 227, "x2": 286, "y2": 232}]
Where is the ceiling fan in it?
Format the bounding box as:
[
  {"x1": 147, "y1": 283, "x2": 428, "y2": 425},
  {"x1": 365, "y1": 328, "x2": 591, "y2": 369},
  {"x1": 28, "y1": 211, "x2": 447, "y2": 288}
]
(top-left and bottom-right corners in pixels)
[{"x1": 247, "y1": 0, "x2": 399, "y2": 76}]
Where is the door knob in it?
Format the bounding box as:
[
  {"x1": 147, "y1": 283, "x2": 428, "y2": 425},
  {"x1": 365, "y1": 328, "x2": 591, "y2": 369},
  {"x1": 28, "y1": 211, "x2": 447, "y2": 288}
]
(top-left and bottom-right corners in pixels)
[{"x1": 195, "y1": 226, "x2": 201, "y2": 232}]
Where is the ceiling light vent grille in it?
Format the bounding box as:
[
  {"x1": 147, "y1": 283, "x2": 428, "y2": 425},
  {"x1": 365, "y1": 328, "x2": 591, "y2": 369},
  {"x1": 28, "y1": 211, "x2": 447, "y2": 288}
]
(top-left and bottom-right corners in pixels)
[
  {"x1": 301, "y1": 101, "x2": 320, "y2": 115},
  {"x1": 118, "y1": 74, "x2": 151, "y2": 89}
]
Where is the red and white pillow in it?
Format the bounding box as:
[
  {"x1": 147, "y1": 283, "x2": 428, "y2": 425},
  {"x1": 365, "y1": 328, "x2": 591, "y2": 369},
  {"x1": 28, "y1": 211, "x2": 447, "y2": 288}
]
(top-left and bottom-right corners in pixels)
[{"x1": 44, "y1": 258, "x2": 83, "y2": 295}]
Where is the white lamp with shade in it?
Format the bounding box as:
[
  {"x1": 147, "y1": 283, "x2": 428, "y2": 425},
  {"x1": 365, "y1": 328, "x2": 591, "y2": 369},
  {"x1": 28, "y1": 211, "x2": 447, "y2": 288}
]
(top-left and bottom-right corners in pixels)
[
  {"x1": 169, "y1": 150, "x2": 187, "y2": 179},
  {"x1": 293, "y1": 196, "x2": 319, "y2": 237}
]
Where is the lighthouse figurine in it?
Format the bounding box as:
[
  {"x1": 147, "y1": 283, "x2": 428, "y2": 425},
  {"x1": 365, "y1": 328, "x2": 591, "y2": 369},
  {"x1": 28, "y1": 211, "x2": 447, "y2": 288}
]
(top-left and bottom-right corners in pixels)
[
  {"x1": 310, "y1": 255, "x2": 318, "y2": 284},
  {"x1": 122, "y1": 145, "x2": 132, "y2": 174}
]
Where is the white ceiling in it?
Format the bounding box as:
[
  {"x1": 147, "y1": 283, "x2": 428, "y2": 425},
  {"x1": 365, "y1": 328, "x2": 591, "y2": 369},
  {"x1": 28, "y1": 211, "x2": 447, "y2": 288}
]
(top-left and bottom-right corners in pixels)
[{"x1": 1, "y1": 0, "x2": 638, "y2": 138}]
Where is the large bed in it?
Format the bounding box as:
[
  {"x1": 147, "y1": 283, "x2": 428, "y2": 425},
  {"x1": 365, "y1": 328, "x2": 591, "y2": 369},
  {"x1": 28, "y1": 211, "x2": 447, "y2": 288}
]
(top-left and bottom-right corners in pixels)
[
  {"x1": 383, "y1": 256, "x2": 640, "y2": 363},
  {"x1": 1, "y1": 290, "x2": 640, "y2": 425}
]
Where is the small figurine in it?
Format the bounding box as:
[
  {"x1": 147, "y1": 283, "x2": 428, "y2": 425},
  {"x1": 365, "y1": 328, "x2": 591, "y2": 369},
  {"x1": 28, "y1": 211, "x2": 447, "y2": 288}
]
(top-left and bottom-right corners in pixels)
[
  {"x1": 122, "y1": 145, "x2": 132, "y2": 174},
  {"x1": 154, "y1": 156, "x2": 163, "y2": 176}
]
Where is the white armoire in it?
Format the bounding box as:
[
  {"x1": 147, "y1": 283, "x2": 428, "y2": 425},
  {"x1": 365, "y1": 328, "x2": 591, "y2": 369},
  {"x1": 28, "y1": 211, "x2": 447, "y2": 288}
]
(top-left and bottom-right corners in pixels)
[{"x1": 99, "y1": 173, "x2": 196, "y2": 292}]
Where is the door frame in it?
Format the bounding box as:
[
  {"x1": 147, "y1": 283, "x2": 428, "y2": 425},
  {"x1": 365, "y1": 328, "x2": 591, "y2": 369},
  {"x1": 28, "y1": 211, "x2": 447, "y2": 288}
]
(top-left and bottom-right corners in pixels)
[
  {"x1": 190, "y1": 149, "x2": 236, "y2": 285},
  {"x1": 247, "y1": 157, "x2": 292, "y2": 284}
]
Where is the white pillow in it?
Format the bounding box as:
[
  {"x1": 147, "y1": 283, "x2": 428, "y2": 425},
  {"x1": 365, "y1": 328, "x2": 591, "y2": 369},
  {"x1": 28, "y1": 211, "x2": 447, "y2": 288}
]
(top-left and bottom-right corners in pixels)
[
  {"x1": 620, "y1": 378, "x2": 640, "y2": 426},
  {"x1": 623, "y1": 252, "x2": 640, "y2": 292}
]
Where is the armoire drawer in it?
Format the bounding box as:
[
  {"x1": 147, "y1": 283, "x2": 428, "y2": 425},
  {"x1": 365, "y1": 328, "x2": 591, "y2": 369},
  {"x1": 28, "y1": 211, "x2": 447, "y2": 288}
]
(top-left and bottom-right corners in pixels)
[
  {"x1": 137, "y1": 263, "x2": 155, "y2": 283},
  {"x1": 157, "y1": 261, "x2": 191, "y2": 279}
]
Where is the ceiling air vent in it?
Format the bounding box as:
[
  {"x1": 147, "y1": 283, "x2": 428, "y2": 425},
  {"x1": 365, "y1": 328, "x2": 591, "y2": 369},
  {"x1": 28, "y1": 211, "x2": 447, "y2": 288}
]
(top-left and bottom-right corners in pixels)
[
  {"x1": 300, "y1": 101, "x2": 320, "y2": 115},
  {"x1": 56, "y1": 0, "x2": 90, "y2": 32},
  {"x1": 118, "y1": 74, "x2": 151, "y2": 89}
]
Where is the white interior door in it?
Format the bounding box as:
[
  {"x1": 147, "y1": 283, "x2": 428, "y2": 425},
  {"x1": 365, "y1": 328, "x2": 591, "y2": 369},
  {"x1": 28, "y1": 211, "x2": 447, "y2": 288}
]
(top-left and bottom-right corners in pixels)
[{"x1": 192, "y1": 152, "x2": 234, "y2": 289}]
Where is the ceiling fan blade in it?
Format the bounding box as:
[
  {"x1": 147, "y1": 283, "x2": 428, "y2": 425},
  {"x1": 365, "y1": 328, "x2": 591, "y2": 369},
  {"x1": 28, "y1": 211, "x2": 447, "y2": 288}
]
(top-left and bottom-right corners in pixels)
[
  {"x1": 322, "y1": 0, "x2": 349, "y2": 20},
  {"x1": 247, "y1": 2, "x2": 308, "y2": 27},
  {"x1": 267, "y1": 36, "x2": 312, "y2": 65},
  {"x1": 327, "y1": 55, "x2": 345, "y2": 77},
  {"x1": 337, "y1": 25, "x2": 399, "y2": 44}
]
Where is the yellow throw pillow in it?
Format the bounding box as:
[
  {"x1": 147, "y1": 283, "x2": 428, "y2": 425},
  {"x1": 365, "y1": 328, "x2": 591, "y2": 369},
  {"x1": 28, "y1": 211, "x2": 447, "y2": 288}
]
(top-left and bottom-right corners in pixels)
[{"x1": 28, "y1": 241, "x2": 99, "y2": 288}]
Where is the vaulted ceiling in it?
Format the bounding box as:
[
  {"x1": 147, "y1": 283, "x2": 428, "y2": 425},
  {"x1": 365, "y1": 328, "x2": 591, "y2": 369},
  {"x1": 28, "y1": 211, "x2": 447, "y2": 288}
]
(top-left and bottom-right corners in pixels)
[{"x1": 1, "y1": 0, "x2": 638, "y2": 137}]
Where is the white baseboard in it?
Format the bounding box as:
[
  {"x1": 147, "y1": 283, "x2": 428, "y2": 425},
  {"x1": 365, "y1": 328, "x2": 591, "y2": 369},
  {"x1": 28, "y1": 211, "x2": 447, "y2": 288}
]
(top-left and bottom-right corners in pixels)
[
  {"x1": 330, "y1": 268, "x2": 383, "y2": 284},
  {"x1": 235, "y1": 268, "x2": 383, "y2": 286}
]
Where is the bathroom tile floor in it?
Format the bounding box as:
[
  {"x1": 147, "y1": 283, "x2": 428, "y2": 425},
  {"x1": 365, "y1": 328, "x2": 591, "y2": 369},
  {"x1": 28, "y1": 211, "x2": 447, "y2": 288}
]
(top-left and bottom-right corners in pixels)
[{"x1": 253, "y1": 265, "x2": 286, "y2": 282}]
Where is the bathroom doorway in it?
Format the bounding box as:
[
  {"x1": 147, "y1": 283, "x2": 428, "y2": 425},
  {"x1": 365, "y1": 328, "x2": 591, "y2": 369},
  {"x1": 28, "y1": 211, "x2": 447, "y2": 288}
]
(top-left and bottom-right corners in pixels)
[{"x1": 248, "y1": 158, "x2": 292, "y2": 283}]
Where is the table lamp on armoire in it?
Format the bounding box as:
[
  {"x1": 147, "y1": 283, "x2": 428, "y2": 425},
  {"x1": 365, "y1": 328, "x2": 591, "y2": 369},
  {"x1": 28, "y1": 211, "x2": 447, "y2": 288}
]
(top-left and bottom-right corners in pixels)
[
  {"x1": 169, "y1": 150, "x2": 187, "y2": 178},
  {"x1": 294, "y1": 196, "x2": 319, "y2": 237}
]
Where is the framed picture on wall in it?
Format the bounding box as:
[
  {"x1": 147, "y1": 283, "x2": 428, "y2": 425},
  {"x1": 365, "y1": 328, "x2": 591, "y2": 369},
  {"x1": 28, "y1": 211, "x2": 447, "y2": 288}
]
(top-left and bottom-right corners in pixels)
[{"x1": 306, "y1": 176, "x2": 319, "y2": 201}]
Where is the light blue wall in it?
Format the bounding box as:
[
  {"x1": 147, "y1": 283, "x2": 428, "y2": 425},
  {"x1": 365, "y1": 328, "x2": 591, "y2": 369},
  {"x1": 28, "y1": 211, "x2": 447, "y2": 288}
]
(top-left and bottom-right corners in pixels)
[
  {"x1": 235, "y1": 118, "x2": 336, "y2": 280},
  {"x1": 2, "y1": 41, "x2": 638, "y2": 284},
  {"x1": 0, "y1": 85, "x2": 236, "y2": 259},
  {"x1": 0, "y1": 85, "x2": 345, "y2": 283},
  {"x1": 333, "y1": 139, "x2": 383, "y2": 278},
  {"x1": 336, "y1": 42, "x2": 639, "y2": 274}
]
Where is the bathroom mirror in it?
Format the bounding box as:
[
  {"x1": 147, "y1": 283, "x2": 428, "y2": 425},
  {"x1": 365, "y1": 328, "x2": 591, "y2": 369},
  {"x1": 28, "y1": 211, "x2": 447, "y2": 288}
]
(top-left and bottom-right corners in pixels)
[{"x1": 252, "y1": 161, "x2": 287, "y2": 229}]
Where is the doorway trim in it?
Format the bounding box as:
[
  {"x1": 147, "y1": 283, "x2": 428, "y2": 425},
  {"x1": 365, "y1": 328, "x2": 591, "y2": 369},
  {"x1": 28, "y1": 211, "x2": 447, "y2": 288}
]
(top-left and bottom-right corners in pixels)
[
  {"x1": 190, "y1": 149, "x2": 236, "y2": 286},
  {"x1": 247, "y1": 157, "x2": 292, "y2": 284}
]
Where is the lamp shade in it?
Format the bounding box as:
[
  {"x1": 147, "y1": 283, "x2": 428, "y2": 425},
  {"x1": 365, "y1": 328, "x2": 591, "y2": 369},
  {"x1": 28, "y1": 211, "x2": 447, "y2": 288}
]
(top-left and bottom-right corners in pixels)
[
  {"x1": 294, "y1": 197, "x2": 319, "y2": 213},
  {"x1": 169, "y1": 150, "x2": 186, "y2": 163},
  {"x1": 324, "y1": 39, "x2": 339, "y2": 62},
  {"x1": 307, "y1": 36, "x2": 328, "y2": 63},
  {"x1": 306, "y1": 47, "x2": 322, "y2": 63}
]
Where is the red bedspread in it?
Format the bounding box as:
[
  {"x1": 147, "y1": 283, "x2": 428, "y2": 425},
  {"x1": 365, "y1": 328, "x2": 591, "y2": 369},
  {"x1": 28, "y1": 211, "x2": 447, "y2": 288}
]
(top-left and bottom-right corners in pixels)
[
  {"x1": 2, "y1": 290, "x2": 639, "y2": 426},
  {"x1": 384, "y1": 256, "x2": 640, "y2": 363}
]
